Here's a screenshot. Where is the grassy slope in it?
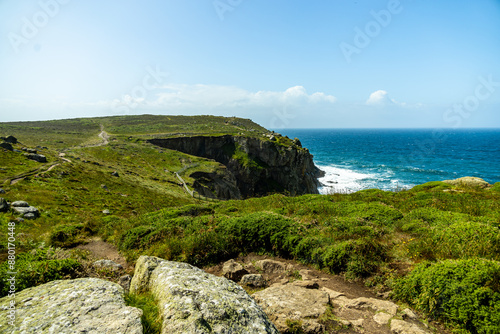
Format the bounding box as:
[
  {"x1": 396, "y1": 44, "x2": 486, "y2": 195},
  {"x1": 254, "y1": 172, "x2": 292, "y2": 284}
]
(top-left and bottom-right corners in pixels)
[{"x1": 0, "y1": 115, "x2": 499, "y2": 333}]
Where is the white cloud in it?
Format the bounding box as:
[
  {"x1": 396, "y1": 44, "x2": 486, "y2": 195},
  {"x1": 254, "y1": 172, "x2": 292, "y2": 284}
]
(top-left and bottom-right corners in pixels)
[
  {"x1": 365, "y1": 90, "x2": 423, "y2": 109},
  {"x1": 151, "y1": 84, "x2": 337, "y2": 110},
  {"x1": 366, "y1": 90, "x2": 394, "y2": 106}
]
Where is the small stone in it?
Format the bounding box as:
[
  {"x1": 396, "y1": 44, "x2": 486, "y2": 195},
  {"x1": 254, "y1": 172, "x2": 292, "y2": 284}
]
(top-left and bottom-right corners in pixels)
[
  {"x1": 26, "y1": 148, "x2": 37, "y2": 154},
  {"x1": 101, "y1": 184, "x2": 109, "y2": 191},
  {"x1": 11, "y1": 201, "x2": 29, "y2": 207},
  {"x1": 15, "y1": 217, "x2": 24, "y2": 223},
  {"x1": 119, "y1": 275, "x2": 132, "y2": 292},
  {"x1": 93, "y1": 259, "x2": 123, "y2": 272},
  {"x1": 0, "y1": 188, "x2": 5, "y2": 194},
  {"x1": 255, "y1": 259, "x2": 286, "y2": 274},
  {"x1": 111, "y1": 171, "x2": 119, "y2": 177},
  {"x1": 102, "y1": 209, "x2": 111, "y2": 215},
  {"x1": 23, "y1": 213, "x2": 37, "y2": 220},
  {"x1": 299, "y1": 269, "x2": 316, "y2": 280},
  {"x1": 291, "y1": 280, "x2": 319, "y2": 289},
  {"x1": 240, "y1": 274, "x2": 266, "y2": 287},
  {"x1": 403, "y1": 308, "x2": 418, "y2": 320},
  {"x1": 0, "y1": 198, "x2": 9, "y2": 212},
  {"x1": 222, "y1": 259, "x2": 248, "y2": 282}
]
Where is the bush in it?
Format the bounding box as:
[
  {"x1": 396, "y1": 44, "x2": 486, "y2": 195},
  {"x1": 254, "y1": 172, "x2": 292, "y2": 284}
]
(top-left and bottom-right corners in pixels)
[
  {"x1": 218, "y1": 212, "x2": 299, "y2": 256},
  {"x1": 49, "y1": 224, "x2": 92, "y2": 248},
  {"x1": 394, "y1": 259, "x2": 500, "y2": 334},
  {"x1": 0, "y1": 248, "x2": 82, "y2": 297}
]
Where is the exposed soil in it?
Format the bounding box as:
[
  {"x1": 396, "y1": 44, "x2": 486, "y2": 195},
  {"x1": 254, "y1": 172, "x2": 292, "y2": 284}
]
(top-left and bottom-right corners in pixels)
[{"x1": 77, "y1": 237, "x2": 131, "y2": 272}]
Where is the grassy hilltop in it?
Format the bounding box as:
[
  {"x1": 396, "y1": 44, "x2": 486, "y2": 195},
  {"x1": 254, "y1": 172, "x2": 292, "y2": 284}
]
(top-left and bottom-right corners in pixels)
[{"x1": 1, "y1": 115, "x2": 500, "y2": 334}]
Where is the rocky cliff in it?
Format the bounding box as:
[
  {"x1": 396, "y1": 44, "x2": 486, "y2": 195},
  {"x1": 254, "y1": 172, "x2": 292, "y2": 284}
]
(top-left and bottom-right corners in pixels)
[{"x1": 148, "y1": 134, "x2": 321, "y2": 199}]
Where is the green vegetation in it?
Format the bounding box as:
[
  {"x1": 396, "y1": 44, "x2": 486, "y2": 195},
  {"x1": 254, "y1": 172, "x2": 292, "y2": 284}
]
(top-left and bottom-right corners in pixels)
[
  {"x1": 0, "y1": 248, "x2": 83, "y2": 297},
  {"x1": 394, "y1": 259, "x2": 500, "y2": 334},
  {"x1": 0, "y1": 115, "x2": 499, "y2": 334},
  {"x1": 125, "y1": 292, "x2": 162, "y2": 334}
]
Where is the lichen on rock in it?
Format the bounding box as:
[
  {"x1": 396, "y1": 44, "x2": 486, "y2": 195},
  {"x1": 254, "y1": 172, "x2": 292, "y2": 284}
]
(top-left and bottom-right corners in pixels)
[
  {"x1": 0, "y1": 278, "x2": 143, "y2": 334},
  {"x1": 130, "y1": 255, "x2": 279, "y2": 334}
]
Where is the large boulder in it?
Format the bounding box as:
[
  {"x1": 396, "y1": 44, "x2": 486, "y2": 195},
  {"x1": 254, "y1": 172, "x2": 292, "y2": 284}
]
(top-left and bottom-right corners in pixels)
[
  {"x1": 130, "y1": 256, "x2": 279, "y2": 334},
  {"x1": 443, "y1": 176, "x2": 490, "y2": 188},
  {"x1": 0, "y1": 142, "x2": 13, "y2": 151},
  {"x1": 2, "y1": 135, "x2": 18, "y2": 143},
  {"x1": 252, "y1": 284, "x2": 330, "y2": 334},
  {"x1": 0, "y1": 278, "x2": 143, "y2": 333}
]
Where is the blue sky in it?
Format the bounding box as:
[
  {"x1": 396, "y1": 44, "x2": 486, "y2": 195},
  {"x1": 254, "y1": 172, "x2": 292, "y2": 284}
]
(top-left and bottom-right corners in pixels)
[{"x1": 1, "y1": 0, "x2": 499, "y2": 129}]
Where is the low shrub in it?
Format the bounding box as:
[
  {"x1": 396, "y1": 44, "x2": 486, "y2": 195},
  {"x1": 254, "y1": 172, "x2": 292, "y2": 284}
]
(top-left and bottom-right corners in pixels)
[
  {"x1": 49, "y1": 224, "x2": 92, "y2": 248},
  {"x1": 0, "y1": 248, "x2": 82, "y2": 297},
  {"x1": 218, "y1": 212, "x2": 300, "y2": 256},
  {"x1": 394, "y1": 258, "x2": 500, "y2": 334}
]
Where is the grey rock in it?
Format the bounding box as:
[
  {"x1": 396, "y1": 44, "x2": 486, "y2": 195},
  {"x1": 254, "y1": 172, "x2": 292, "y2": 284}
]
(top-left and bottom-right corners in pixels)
[
  {"x1": 11, "y1": 201, "x2": 29, "y2": 207},
  {"x1": 344, "y1": 297, "x2": 399, "y2": 315},
  {"x1": 240, "y1": 274, "x2": 266, "y2": 287},
  {"x1": 26, "y1": 148, "x2": 37, "y2": 154},
  {"x1": 24, "y1": 153, "x2": 47, "y2": 163},
  {"x1": 119, "y1": 275, "x2": 132, "y2": 292},
  {"x1": 23, "y1": 213, "x2": 37, "y2": 220},
  {"x1": 291, "y1": 280, "x2": 319, "y2": 289},
  {"x1": 0, "y1": 142, "x2": 13, "y2": 151},
  {"x1": 15, "y1": 217, "x2": 24, "y2": 223},
  {"x1": 130, "y1": 256, "x2": 279, "y2": 334},
  {"x1": 93, "y1": 259, "x2": 123, "y2": 272},
  {"x1": 102, "y1": 209, "x2": 111, "y2": 215},
  {"x1": 0, "y1": 188, "x2": 5, "y2": 194},
  {"x1": 111, "y1": 171, "x2": 119, "y2": 177},
  {"x1": 222, "y1": 259, "x2": 248, "y2": 282},
  {"x1": 0, "y1": 278, "x2": 143, "y2": 334},
  {"x1": 2, "y1": 135, "x2": 17, "y2": 143},
  {"x1": 12, "y1": 206, "x2": 40, "y2": 218},
  {"x1": 391, "y1": 319, "x2": 430, "y2": 334},
  {"x1": 253, "y1": 284, "x2": 330, "y2": 334},
  {"x1": 0, "y1": 198, "x2": 9, "y2": 213},
  {"x1": 403, "y1": 308, "x2": 418, "y2": 320},
  {"x1": 255, "y1": 259, "x2": 286, "y2": 274}
]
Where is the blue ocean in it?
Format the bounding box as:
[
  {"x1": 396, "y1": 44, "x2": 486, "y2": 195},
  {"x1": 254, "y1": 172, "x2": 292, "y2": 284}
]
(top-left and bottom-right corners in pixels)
[{"x1": 278, "y1": 129, "x2": 500, "y2": 193}]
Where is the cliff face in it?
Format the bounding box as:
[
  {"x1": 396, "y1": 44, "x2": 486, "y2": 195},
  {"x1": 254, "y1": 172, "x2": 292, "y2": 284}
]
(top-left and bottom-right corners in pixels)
[{"x1": 148, "y1": 135, "x2": 320, "y2": 199}]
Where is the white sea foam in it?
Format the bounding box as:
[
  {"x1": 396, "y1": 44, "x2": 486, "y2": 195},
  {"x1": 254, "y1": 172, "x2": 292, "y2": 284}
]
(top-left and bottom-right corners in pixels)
[
  {"x1": 317, "y1": 165, "x2": 375, "y2": 194},
  {"x1": 316, "y1": 164, "x2": 413, "y2": 194}
]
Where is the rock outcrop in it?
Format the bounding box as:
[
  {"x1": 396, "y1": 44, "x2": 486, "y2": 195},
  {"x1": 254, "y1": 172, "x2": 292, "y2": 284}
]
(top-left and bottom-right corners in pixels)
[
  {"x1": 253, "y1": 284, "x2": 330, "y2": 333},
  {"x1": 11, "y1": 201, "x2": 40, "y2": 219},
  {"x1": 443, "y1": 176, "x2": 491, "y2": 188},
  {"x1": 130, "y1": 256, "x2": 279, "y2": 334},
  {"x1": 24, "y1": 153, "x2": 47, "y2": 163},
  {"x1": 148, "y1": 135, "x2": 321, "y2": 199},
  {"x1": 0, "y1": 278, "x2": 143, "y2": 334}
]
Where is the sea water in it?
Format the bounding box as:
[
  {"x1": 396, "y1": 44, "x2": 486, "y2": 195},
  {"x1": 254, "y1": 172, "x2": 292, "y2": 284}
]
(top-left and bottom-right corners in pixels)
[{"x1": 278, "y1": 129, "x2": 500, "y2": 194}]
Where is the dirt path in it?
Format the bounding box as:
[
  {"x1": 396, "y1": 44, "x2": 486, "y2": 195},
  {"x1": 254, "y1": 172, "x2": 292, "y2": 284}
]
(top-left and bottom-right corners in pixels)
[{"x1": 77, "y1": 237, "x2": 131, "y2": 271}]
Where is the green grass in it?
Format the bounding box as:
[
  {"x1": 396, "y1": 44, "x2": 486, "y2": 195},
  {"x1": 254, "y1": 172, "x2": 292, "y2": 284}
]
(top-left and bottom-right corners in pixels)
[{"x1": 125, "y1": 292, "x2": 162, "y2": 334}]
